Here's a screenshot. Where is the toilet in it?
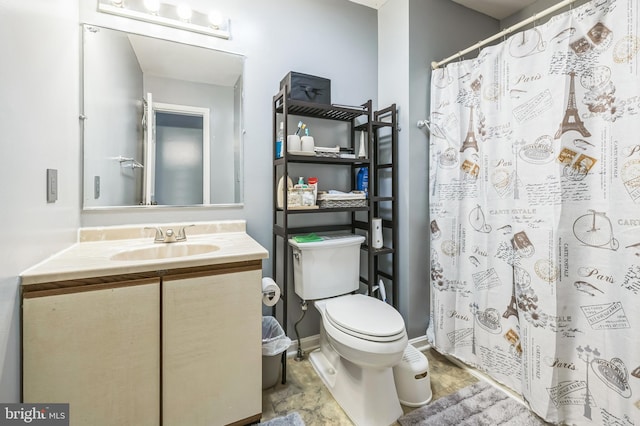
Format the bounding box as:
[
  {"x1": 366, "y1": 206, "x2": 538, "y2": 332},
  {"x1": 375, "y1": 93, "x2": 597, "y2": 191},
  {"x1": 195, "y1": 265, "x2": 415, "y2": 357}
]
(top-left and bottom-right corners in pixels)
[{"x1": 289, "y1": 234, "x2": 408, "y2": 426}]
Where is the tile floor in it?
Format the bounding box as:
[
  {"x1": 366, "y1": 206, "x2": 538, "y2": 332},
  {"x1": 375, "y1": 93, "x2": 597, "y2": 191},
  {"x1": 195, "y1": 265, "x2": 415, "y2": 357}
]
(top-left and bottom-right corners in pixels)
[{"x1": 261, "y1": 347, "x2": 479, "y2": 425}]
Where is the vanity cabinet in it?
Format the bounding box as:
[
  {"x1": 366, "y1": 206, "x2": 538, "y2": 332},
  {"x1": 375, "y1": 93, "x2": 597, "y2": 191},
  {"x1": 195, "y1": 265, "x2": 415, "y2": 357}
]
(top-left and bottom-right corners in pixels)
[
  {"x1": 162, "y1": 269, "x2": 262, "y2": 426},
  {"x1": 22, "y1": 279, "x2": 161, "y2": 426},
  {"x1": 22, "y1": 260, "x2": 263, "y2": 426}
]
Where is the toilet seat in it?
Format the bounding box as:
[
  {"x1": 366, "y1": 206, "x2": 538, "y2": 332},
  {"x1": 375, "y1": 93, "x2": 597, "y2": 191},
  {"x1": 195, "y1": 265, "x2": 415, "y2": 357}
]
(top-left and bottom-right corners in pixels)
[{"x1": 325, "y1": 294, "x2": 405, "y2": 342}]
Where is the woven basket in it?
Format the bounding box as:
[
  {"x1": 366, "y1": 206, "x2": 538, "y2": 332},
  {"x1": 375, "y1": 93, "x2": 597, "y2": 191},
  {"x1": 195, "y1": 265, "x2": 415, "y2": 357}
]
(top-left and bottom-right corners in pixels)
[
  {"x1": 315, "y1": 151, "x2": 340, "y2": 158},
  {"x1": 288, "y1": 187, "x2": 316, "y2": 208},
  {"x1": 318, "y1": 198, "x2": 367, "y2": 208}
]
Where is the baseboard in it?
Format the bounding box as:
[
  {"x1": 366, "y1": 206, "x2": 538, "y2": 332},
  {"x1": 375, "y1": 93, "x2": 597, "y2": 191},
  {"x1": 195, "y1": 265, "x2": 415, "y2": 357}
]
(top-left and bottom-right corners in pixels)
[
  {"x1": 408, "y1": 334, "x2": 431, "y2": 352},
  {"x1": 286, "y1": 334, "x2": 431, "y2": 359},
  {"x1": 286, "y1": 334, "x2": 320, "y2": 358}
]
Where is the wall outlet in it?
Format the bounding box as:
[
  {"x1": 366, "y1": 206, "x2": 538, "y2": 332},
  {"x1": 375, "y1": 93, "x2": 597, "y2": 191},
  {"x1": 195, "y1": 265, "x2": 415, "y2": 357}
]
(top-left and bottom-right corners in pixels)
[{"x1": 46, "y1": 169, "x2": 58, "y2": 203}]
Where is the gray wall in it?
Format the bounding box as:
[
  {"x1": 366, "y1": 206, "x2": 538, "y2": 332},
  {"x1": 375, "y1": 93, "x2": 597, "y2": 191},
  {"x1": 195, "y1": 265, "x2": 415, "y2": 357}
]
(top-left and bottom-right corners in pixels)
[
  {"x1": 0, "y1": 0, "x2": 81, "y2": 402},
  {"x1": 145, "y1": 76, "x2": 236, "y2": 204},
  {"x1": 378, "y1": 0, "x2": 498, "y2": 337},
  {"x1": 501, "y1": 0, "x2": 590, "y2": 28}
]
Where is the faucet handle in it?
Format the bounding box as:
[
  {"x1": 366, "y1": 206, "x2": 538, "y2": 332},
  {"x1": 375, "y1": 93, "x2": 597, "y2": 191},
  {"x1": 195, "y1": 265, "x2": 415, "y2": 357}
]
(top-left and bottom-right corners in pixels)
[
  {"x1": 144, "y1": 226, "x2": 164, "y2": 243},
  {"x1": 177, "y1": 224, "x2": 195, "y2": 241}
]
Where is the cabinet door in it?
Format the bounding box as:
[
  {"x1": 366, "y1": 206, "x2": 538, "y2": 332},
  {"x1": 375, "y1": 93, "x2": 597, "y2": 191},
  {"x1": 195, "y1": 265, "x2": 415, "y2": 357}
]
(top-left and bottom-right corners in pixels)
[
  {"x1": 22, "y1": 281, "x2": 160, "y2": 426},
  {"x1": 162, "y1": 270, "x2": 262, "y2": 426}
]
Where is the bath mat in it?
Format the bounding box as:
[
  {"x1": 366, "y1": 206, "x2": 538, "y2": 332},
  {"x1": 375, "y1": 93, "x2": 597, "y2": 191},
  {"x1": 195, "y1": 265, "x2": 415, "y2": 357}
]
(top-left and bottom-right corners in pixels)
[
  {"x1": 398, "y1": 381, "x2": 549, "y2": 425},
  {"x1": 260, "y1": 411, "x2": 305, "y2": 425}
]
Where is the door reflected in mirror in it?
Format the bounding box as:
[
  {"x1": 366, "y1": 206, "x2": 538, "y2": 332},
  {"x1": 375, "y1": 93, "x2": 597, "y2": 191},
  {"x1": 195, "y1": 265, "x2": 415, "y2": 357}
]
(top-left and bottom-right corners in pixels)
[{"x1": 81, "y1": 24, "x2": 244, "y2": 209}]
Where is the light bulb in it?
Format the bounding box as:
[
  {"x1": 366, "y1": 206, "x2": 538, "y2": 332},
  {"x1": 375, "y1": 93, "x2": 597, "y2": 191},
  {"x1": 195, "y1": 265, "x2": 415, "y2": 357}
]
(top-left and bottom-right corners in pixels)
[
  {"x1": 176, "y1": 3, "x2": 192, "y2": 21},
  {"x1": 143, "y1": 0, "x2": 160, "y2": 14},
  {"x1": 208, "y1": 11, "x2": 223, "y2": 29}
]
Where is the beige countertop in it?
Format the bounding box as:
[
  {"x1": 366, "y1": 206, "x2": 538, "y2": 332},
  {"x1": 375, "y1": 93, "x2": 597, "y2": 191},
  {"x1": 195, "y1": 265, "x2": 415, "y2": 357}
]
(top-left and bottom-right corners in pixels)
[{"x1": 21, "y1": 220, "x2": 268, "y2": 285}]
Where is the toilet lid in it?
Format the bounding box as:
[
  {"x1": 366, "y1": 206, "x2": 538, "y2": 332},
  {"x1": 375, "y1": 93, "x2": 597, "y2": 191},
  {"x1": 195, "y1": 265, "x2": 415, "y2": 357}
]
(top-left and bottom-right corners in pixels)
[{"x1": 325, "y1": 294, "x2": 405, "y2": 341}]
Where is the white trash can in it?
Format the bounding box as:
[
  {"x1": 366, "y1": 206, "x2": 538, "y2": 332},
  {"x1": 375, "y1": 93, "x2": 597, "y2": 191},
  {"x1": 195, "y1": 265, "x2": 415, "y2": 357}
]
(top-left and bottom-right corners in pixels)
[
  {"x1": 393, "y1": 345, "x2": 432, "y2": 407},
  {"x1": 262, "y1": 316, "x2": 291, "y2": 389}
]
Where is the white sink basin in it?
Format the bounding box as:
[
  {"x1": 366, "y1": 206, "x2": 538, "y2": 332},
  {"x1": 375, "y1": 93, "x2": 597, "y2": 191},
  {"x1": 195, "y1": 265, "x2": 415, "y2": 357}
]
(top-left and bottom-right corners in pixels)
[{"x1": 110, "y1": 243, "x2": 220, "y2": 261}]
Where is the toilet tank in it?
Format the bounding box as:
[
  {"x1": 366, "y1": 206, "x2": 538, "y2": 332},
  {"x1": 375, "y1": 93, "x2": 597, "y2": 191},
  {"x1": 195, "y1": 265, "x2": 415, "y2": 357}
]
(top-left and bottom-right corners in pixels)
[{"x1": 289, "y1": 235, "x2": 365, "y2": 300}]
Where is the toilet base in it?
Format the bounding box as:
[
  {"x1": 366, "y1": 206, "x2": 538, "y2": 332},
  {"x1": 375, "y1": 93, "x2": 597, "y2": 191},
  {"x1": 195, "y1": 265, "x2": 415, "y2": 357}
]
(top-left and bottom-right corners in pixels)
[{"x1": 309, "y1": 348, "x2": 403, "y2": 426}]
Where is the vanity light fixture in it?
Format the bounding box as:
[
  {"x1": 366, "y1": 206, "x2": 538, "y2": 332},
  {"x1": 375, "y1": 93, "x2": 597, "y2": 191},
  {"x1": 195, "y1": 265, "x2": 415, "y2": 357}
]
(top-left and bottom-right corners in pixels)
[
  {"x1": 208, "y1": 10, "x2": 223, "y2": 29},
  {"x1": 142, "y1": 0, "x2": 160, "y2": 14},
  {"x1": 97, "y1": 0, "x2": 231, "y2": 39},
  {"x1": 176, "y1": 3, "x2": 192, "y2": 22}
]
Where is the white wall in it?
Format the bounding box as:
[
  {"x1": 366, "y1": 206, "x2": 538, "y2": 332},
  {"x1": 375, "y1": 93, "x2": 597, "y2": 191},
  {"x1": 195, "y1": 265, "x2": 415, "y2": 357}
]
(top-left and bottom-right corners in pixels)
[
  {"x1": 378, "y1": 0, "x2": 499, "y2": 337},
  {"x1": 83, "y1": 25, "x2": 143, "y2": 207},
  {"x1": 0, "y1": 0, "x2": 80, "y2": 402}
]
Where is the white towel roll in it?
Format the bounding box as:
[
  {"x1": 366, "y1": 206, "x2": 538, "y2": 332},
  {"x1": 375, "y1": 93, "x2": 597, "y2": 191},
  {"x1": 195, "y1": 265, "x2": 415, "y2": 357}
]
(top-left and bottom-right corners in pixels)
[
  {"x1": 372, "y1": 217, "x2": 383, "y2": 249},
  {"x1": 261, "y1": 277, "x2": 281, "y2": 307}
]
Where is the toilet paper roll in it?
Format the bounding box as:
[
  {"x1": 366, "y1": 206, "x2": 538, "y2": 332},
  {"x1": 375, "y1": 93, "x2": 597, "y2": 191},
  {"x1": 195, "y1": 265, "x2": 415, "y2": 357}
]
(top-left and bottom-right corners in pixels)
[{"x1": 261, "y1": 277, "x2": 281, "y2": 307}]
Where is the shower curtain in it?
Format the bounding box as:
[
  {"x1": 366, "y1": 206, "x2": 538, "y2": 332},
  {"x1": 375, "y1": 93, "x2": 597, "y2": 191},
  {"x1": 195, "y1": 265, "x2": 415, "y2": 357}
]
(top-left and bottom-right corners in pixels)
[{"x1": 427, "y1": 0, "x2": 639, "y2": 424}]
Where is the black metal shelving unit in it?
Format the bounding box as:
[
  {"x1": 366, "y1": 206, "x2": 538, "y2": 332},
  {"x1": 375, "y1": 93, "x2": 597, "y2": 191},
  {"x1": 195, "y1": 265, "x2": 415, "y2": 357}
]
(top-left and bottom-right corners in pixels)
[
  {"x1": 271, "y1": 86, "x2": 398, "y2": 383},
  {"x1": 367, "y1": 104, "x2": 399, "y2": 305}
]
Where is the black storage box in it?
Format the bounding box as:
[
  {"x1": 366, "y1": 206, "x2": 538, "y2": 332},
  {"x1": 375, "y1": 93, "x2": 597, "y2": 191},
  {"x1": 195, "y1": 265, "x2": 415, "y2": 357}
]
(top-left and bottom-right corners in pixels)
[{"x1": 280, "y1": 72, "x2": 331, "y2": 105}]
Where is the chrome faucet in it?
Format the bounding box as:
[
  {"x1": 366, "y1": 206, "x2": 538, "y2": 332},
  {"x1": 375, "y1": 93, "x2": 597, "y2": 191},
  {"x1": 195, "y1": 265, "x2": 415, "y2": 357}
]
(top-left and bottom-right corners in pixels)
[
  {"x1": 144, "y1": 226, "x2": 165, "y2": 243},
  {"x1": 164, "y1": 228, "x2": 176, "y2": 243},
  {"x1": 176, "y1": 224, "x2": 195, "y2": 242},
  {"x1": 145, "y1": 225, "x2": 194, "y2": 243}
]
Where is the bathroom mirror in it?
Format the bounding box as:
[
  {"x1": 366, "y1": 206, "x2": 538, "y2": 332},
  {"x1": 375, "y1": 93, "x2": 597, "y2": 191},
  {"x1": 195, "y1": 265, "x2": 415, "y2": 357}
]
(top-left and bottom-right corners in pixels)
[{"x1": 81, "y1": 24, "x2": 244, "y2": 208}]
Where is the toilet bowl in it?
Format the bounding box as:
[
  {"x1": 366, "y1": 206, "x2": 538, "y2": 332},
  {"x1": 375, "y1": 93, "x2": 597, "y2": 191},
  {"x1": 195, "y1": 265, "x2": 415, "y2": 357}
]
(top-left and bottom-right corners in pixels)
[
  {"x1": 310, "y1": 295, "x2": 407, "y2": 426},
  {"x1": 319, "y1": 294, "x2": 407, "y2": 368},
  {"x1": 289, "y1": 235, "x2": 408, "y2": 426}
]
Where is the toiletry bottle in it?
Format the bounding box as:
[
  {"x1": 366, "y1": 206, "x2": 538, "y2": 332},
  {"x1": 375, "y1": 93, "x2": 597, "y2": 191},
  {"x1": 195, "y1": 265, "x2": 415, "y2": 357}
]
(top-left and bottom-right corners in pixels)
[
  {"x1": 356, "y1": 167, "x2": 368, "y2": 197},
  {"x1": 363, "y1": 167, "x2": 368, "y2": 198},
  {"x1": 276, "y1": 122, "x2": 284, "y2": 158},
  {"x1": 308, "y1": 177, "x2": 318, "y2": 204},
  {"x1": 358, "y1": 131, "x2": 367, "y2": 158}
]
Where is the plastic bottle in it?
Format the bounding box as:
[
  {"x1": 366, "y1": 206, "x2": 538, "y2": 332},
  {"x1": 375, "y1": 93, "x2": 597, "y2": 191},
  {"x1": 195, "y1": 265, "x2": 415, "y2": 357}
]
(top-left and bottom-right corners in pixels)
[
  {"x1": 276, "y1": 122, "x2": 284, "y2": 158},
  {"x1": 308, "y1": 177, "x2": 318, "y2": 204},
  {"x1": 356, "y1": 167, "x2": 368, "y2": 198}
]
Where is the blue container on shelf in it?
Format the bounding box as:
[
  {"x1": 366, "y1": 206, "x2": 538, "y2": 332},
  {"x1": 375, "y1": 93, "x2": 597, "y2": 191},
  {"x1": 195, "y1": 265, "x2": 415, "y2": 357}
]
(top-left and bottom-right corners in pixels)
[{"x1": 356, "y1": 167, "x2": 368, "y2": 197}]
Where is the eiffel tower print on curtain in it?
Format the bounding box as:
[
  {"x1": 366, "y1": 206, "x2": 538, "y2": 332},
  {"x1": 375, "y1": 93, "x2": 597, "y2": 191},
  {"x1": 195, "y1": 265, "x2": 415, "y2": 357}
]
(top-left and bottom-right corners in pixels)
[
  {"x1": 555, "y1": 72, "x2": 591, "y2": 139},
  {"x1": 460, "y1": 105, "x2": 479, "y2": 152}
]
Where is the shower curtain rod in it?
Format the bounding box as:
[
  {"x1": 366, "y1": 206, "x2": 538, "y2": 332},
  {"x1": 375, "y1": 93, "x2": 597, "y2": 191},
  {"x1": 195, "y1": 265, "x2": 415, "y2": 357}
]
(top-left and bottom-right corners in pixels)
[{"x1": 431, "y1": 0, "x2": 578, "y2": 69}]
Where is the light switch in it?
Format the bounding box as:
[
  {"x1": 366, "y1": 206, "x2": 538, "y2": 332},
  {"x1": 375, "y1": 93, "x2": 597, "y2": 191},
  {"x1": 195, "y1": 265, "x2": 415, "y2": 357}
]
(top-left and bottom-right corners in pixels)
[
  {"x1": 94, "y1": 176, "x2": 100, "y2": 199},
  {"x1": 47, "y1": 169, "x2": 58, "y2": 203}
]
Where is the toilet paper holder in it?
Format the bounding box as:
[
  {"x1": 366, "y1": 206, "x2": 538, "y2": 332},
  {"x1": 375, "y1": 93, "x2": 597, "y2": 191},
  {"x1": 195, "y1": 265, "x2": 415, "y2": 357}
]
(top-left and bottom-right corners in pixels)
[{"x1": 261, "y1": 277, "x2": 281, "y2": 307}]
